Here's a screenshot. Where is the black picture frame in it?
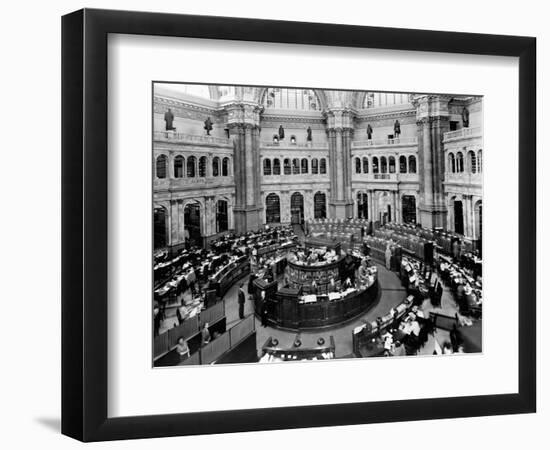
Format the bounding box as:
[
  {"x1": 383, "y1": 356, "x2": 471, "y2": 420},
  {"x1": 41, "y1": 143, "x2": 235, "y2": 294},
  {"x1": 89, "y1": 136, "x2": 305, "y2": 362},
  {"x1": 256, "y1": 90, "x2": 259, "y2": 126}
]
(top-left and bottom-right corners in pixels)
[{"x1": 62, "y1": 8, "x2": 536, "y2": 442}]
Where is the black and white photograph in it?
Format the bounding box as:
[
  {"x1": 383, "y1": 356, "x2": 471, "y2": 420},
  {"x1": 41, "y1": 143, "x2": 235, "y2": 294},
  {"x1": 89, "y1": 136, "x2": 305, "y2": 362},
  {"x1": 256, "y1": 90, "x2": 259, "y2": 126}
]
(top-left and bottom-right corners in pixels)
[{"x1": 152, "y1": 83, "x2": 483, "y2": 367}]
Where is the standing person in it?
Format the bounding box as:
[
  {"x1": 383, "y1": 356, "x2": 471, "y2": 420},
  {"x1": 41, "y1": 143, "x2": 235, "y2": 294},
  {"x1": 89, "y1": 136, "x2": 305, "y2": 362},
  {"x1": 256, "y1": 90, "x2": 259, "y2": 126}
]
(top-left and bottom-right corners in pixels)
[
  {"x1": 153, "y1": 307, "x2": 161, "y2": 337},
  {"x1": 385, "y1": 244, "x2": 392, "y2": 271},
  {"x1": 238, "y1": 283, "x2": 246, "y2": 319},
  {"x1": 261, "y1": 301, "x2": 269, "y2": 328},
  {"x1": 176, "y1": 337, "x2": 190, "y2": 360},
  {"x1": 201, "y1": 323, "x2": 211, "y2": 346},
  {"x1": 435, "y1": 278, "x2": 443, "y2": 308}
]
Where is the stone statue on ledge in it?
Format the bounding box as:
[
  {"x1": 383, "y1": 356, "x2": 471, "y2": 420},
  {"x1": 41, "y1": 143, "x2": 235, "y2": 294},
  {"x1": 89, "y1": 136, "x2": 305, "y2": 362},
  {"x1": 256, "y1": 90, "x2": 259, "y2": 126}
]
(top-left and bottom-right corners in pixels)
[
  {"x1": 366, "y1": 123, "x2": 373, "y2": 140},
  {"x1": 306, "y1": 126, "x2": 312, "y2": 141},
  {"x1": 204, "y1": 117, "x2": 213, "y2": 135},
  {"x1": 278, "y1": 124, "x2": 285, "y2": 139},
  {"x1": 164, "y1": 108, "x2": 176, "y2": 131},
  {"x1": 393, "y1": 120, "x2": 401, "y2": 138}
]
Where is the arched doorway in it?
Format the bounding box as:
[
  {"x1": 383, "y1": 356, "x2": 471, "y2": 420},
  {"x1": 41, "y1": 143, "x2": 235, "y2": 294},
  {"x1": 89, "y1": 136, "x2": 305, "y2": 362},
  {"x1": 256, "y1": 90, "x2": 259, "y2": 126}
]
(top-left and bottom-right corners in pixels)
[
  {"x1": 357, "y1": 192, "x2": 368, "y2": 219},
  {"x1": 265, "y1": 193, "x2": 280, "y2": 224},
  {"x1": 454, "y1": 200, "x2": 464, "y2": 235},
  {"x1": 314, "y1": 192, "x2": 327, "y2": 219},
  {"x1": 184, "y1": 202, "x2": 202, "y2": 248},
  {"x1": 153, "y1": 206, "x2": 167, "y2": 249},
  {"x1": 474, "y1": 200, "x2": 482, "y2": 255},
  {"x1": 402, "y1": 195, "x2": 417, "y2": 224},
  {"x1": 290, "y1": 192, "x2": 304, "y2": 224},
  {"x1": 216, "y1": 199, "x2": 228, "y2": 233}
]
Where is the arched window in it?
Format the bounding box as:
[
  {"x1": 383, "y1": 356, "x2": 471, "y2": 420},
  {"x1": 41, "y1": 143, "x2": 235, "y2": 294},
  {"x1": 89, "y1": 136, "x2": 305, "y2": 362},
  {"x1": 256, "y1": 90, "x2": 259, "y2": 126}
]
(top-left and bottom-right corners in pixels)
[
  {"x1": 174, "y1": 84, "x2": 211, "y2": 99},
  {"x1": 272, "y1": 134, "x2": 279, "y2": 144},
  {"x1": 291, "y1": 192, "x2": 304, "y2": 224},
  {"x1": 448, "y1": 153, "x2": 456, "y2": 173},
  {"x1": 263, "y1": 88, "x2": 321, "y2": 111},
  {"x1": 283, "y1": 158, "x2": 291, "y2": 175},
  {"x1": 380, "y1": 156, "x2": 388, "y2": 173},
  {"x1": 355, "y1": 157, "x2": 361, "y2": 174},
  {"x1": 477, "y1": 150, "x2": 482, "y2": 173},
  {"x1": 474, "y1": 200, "x2": 482, "y2": 240},
  {"x1": 212, "y1": 157, "x2": 220, "y2": 177},
  {"x1": 174, "y1": 155, "x2": 184, "y2": 178},
  {"x1": 319, "y1": 158, "x2": 327, "y2": 174},
  {"x1": 364, "y1": 92, "x2": 412, "y2": 108},
  {"x1": 311, "y1": 158, "x2": 319, "y2": 175},
  {"x1": 357, "y1": 192, "x2": 368, "y2": 219},
  {"x1": 314, "y1": 192, "x2": 327, "y2": 219},
  {"x1": 198, "y1": 156, "x2": 207, "y2": 177},
  {"x1": 154, "y1": 206, "x2": 168, "y2": 249},
  {"x1": 456, "y1": 152, "x2": 464, "y2": 173},
  {"x1": 222, "y1": 157, "x2": 229, "y2": 176},
  {"x1": 156, "y1": 154, "x2": 167, "y2": 179},
  {"x1": 408, "y1": 155, "x2": 417, "y2": 174},
  {"x1": 402, "y1": 195, "x2": 417, "y2": 224},
  {"x1": 263, "y1": 159, "x2": 272, "y2": 176},
  {"x1": 372, "y1": 157, "x2": 379, "y2": 174},
  {"x1": 265, "y1": 193, "x2": 281, "y2": 223},
  {"x1": 273, "y1": 158, "x2": 281, "y2": 175},
  {"x1": 301, "y1": 158, "x2": 308, "y2": 174},
  {"x1": 399, "y1": 155, "x2": 407, "y2": 173},
  {"x1": 362, "y1": 157, "x2": 369, "y2": 173},
  {"x1": 469, "y1": 150, "x2": 477, "y2": 173},
  {"x1": 186, "y1": 156, "x2": 196, "y2": 178},
  {"x1": 389, "y1": 156, "x2": 396, "y2": 174},
  {"x1": 292, "y1": 158, "x2": 300, "y2": 175},
  {"x1": 290, "y1": 135, "x2": 297, "y2": 144}
]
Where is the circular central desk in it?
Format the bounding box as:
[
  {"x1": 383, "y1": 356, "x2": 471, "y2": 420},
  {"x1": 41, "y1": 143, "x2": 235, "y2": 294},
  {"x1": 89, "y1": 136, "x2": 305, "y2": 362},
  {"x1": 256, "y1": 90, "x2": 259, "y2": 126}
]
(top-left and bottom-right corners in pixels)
[{"x1": 253, "y1": 254, "x2": 379, "y2": 330}]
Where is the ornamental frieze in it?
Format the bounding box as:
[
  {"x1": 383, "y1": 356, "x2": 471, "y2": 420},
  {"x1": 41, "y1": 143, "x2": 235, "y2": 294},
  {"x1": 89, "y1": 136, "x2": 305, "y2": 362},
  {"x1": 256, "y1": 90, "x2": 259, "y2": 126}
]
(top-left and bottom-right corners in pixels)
[{"x1": 154, "y1": 97, "x2": 223, "y2": 122}]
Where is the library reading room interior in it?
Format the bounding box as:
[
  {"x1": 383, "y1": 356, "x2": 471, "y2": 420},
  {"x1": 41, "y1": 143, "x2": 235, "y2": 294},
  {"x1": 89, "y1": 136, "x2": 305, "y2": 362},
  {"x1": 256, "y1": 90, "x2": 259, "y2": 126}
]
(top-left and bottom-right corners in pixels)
[{"x1": 153, "y1": 84, "x2": 483, "y2": 366}]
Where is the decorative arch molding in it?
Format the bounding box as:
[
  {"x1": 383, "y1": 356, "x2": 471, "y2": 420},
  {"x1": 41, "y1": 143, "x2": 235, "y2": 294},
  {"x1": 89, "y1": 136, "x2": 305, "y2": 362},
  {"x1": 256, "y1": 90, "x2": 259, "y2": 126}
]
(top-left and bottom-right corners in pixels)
[{"x1": 254, "y1": 87, "x2": 329, "y2": 111}]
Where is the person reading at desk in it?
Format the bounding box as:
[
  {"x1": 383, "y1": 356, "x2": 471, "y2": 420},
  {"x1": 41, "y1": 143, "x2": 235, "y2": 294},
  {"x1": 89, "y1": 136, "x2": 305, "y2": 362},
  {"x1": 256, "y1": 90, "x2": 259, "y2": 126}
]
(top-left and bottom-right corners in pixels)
[
  {"x1": 328, "y1": 277, "x2": 337, "y2": 293},
  {"x1": 311, "y1": 280, "x2": 318, "y2": 295},
  {"x1": 342, "y1": 277, "x2": 353, "y2": 290}
]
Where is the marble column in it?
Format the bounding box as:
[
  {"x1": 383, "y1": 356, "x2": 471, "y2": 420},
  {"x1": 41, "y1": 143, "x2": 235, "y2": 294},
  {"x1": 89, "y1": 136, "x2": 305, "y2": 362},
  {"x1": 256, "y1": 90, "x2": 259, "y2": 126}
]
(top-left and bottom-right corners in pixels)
[
  {"x1": 177, "y1": 200, "x2": 184, "y2": 242},
  {"x1": 168, "y1": 154, "x2": 175, "y2": 179},
  {"x1": 368, "y1": 190, "x2": 375, "y2": 223},
  {"x1": 392, "y1": 191, "x2": 398, "y2": 222},
  {"x1": 170, "y1": 199, "x2": 179, "y2": 246},
  {"x1": 463, "y1": 195, "x2": 473, "y2": 238},
  {"x1": 326, "y1": 108, "x2": 354, "y2": 219},
  {"x1": 225, "y1": 102, "x2": 263, "y2": 233},
  {"x1": 413, "y1": 95, "x2": 450, "y2": 229}
]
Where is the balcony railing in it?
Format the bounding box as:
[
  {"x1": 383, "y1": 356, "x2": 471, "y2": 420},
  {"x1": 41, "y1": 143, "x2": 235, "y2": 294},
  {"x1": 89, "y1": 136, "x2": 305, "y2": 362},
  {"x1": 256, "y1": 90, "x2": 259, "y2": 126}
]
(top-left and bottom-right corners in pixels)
[
  {"x1": 444, "y1": 172, "x2": 482, "y2": 185},
  {"x1": 261, "y1": 141, "x2": 329, "y2": 149},
  {"x1": 352, "y1": 137, "x2": 417, "y2": 148},
  {"x1": 443, "y1": 127, "x2": 482, "y2": 142},
  {"x1": 352, "y1": 172, "x2": 419, "y2": 182},
  {"x1": 154, "y1": 131, "x2": 232, "y2": 146},
  {"x1": 154, "y1": 176, "x2": 234, "y2": 188},
  {"x1": 262, "y1": 173, "x2": 329, "y2": 181}
]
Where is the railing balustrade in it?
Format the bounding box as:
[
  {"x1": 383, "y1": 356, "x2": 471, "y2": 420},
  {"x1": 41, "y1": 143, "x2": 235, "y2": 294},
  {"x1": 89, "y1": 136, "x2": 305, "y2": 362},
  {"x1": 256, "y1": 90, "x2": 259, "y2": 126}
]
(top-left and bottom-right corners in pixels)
[
  {"x1": 443, "y1": 127, "x2": 482, "y2": 141},
  {"x1": 352, "y1": 137, "x2": 417, "y2": 148},
  {"x1": 154, "y1": 131, "x2": 232, "y2": 146}
]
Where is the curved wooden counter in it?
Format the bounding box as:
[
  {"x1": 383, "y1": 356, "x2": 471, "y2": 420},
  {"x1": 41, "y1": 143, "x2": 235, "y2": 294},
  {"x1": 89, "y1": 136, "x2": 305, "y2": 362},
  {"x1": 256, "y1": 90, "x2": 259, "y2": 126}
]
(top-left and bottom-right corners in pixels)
[{"x1": 253, "y1": 277, "x2": 379, "y2": 330}]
